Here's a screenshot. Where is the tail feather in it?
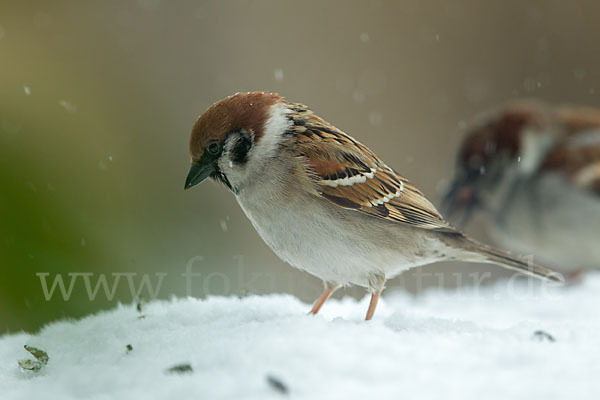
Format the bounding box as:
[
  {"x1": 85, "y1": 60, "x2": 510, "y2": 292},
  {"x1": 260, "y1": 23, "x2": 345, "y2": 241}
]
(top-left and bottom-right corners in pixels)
[{"x1": 457, "y1": 235, "x2": 565, "y2": 283}]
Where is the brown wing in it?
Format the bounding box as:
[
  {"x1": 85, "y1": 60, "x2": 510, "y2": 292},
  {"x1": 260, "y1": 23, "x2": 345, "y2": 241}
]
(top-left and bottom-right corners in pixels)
[
  {"x1": 542, "y1": 129, "x2": 600, "y2": 195},
  {"x1": 288, "y1": 104, "x2": 452, "y2": 231}
]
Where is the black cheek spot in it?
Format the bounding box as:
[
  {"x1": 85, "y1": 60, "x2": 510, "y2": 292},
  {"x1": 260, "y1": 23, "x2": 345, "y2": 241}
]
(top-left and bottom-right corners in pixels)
[{"x1": 231, "y1": 135, "x2": 252, "y2": 165}]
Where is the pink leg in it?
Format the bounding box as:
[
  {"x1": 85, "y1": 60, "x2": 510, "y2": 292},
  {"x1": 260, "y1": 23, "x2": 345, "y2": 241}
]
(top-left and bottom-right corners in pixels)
[
  {"x1": 310, "y1": 283, "x2": 339, "y2": 315},
  {"x1": 365, "y1": 291, "x2": 381, "y2": 321}
]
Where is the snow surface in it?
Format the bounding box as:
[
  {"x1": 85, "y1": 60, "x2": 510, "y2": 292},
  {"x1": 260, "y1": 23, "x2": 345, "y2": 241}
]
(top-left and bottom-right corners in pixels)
[{"x1": 1, "y1": 274, "x2": 600, "y2": 400}]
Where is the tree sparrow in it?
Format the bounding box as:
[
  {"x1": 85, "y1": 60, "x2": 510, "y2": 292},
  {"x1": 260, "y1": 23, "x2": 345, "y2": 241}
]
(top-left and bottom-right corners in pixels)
[
  {"x1": 185, "y1": 92, "x2": 562, "y2": 320},
  {"x1": 444, "y1": 100, "x2": 600, "y2": 276}
]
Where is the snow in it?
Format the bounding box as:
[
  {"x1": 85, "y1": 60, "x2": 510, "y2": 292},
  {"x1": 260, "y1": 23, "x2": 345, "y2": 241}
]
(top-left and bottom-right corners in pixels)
[{"x1": 2, "y1": 274, "x2": 600, "y2": 400}]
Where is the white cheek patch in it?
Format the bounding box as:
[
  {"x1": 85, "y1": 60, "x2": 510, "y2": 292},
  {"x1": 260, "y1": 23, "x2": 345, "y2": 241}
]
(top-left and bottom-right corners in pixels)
[
  {"x1": 250, "y1": 103, "x2": 292, "y2": 161},
  {"x1": 219, "y1": 136, "x2": 238, "y2": 170},
  {"x1": 520, "y1": 128, "x2": 556, "y2": 174},
  {"x1": 220, "y1": 104, "x2": 292, "y2": 192}
]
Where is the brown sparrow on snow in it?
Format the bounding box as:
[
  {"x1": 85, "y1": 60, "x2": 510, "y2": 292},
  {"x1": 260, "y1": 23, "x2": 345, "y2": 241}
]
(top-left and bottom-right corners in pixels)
[
  {"x1": 444, "y1": 100, "x2": 600, "y2": 277},
  {"x1": 185, "y1": 92, "x2": 562, "y2": 320}
]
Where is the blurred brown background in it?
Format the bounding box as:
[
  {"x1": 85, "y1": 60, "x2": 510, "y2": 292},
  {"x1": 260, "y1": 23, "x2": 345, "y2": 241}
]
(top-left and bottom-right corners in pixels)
[{"x1": 1, "y1": 0, "x2": 599, "y2": 332}]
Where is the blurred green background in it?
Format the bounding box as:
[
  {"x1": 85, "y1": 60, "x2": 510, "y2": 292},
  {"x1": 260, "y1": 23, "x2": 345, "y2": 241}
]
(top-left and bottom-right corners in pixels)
[{"x1": 1, "y1": 0, "x2": 599, "y2": 333}]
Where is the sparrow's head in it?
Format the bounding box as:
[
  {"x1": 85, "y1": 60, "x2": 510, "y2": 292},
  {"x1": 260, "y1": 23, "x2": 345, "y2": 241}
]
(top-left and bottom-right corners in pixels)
[
  {"x1": 185, "y1": 91, "x2": 288, "y2": 193},
  {"x1": 443, "y1": 101, "x2": 552, "y2": 226}
]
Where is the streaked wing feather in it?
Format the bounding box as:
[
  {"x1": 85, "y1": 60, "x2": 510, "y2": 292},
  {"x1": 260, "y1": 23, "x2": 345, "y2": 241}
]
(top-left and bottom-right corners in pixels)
[{"x1": 288, "y1": 106, "x2": 452, "y2": 231}]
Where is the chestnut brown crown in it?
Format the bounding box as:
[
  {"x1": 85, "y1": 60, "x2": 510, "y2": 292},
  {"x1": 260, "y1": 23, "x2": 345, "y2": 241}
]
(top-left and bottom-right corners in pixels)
[
  {"x1": 189, "y1": 91, "x2": 281, "y2": 161},
  {"x1": 457, "y1": 101, "x2": 549, "y2": 177}
]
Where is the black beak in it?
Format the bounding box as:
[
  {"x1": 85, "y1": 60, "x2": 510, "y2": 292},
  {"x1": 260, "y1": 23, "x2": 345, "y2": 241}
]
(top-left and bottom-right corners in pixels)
[
  {"x1": 441, "y1": 177, "x2": 480, "y2": 230},
  {"x1": 184, "y1": 161, "x2": 214, "y2": 190},
  {"x1": 441, "y1": 179, "x2": 463, "y2": 218}
]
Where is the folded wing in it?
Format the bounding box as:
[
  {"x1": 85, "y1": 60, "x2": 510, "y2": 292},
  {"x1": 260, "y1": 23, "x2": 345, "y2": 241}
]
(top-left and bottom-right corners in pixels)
[{"x1": 288, "y1": 105, "x2": 452, "y2": 232}]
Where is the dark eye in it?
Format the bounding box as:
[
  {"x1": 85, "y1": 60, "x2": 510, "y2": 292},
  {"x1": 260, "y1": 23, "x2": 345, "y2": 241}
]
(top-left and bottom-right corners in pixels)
[{"x1": 207, "y1": 141, "x2": 221, "y2": 155}]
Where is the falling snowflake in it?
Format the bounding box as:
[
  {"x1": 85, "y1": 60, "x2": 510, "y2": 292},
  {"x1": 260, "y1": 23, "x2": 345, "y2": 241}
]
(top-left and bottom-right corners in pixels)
[
  {"x1": 274, "y1": 68, "x2": 284, "y2": 82},
  {"x1": 59, "y1": 100, "x2": 77, "y2": 113}
]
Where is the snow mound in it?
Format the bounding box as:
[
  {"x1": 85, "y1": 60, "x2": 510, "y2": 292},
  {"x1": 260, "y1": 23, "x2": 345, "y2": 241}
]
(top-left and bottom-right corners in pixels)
[{"x1": 1, "y1": 275, "x2": 600, "y2": 400}]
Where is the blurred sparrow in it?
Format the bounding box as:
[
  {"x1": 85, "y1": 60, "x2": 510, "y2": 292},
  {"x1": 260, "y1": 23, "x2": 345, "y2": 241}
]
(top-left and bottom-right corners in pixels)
[
  {"x1": 444, "y1": 100, "x2": 600, "y2": 277},
  {"x1": 185, "y1": 92, "x2": 562, "y2": 320}
]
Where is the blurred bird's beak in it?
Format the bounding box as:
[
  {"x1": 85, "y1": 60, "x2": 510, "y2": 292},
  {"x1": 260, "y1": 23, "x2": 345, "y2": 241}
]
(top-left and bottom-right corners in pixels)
[
  {"x1": 184, "y1": 161, "x2": 214, "y2": 190},
  {"x1": 442, "y1": 178, "x2": 480, "y2": 229}
]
